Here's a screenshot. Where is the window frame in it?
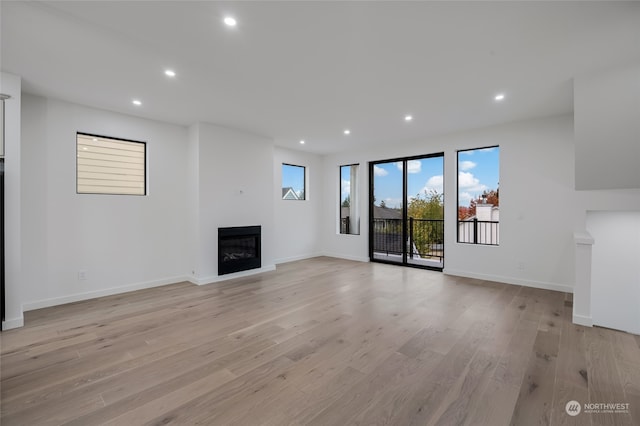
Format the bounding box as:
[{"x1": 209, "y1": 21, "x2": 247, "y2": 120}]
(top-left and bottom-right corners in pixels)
[
  {"x1": 281, "y1": 163, "x2": 306, "y2": 201},
  {"x1": 339, "y1": 163, "x2": 360, "y2": 235},
  {"x1": 456, "y1": 145, "x2": 499, "y2": 246},
  {"x1": 76, "y1": 132, "x2": 147, "y2": 196}
]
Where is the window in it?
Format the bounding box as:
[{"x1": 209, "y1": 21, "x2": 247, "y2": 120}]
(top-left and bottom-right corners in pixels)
[
  {"x1": 76, "y1": 133, "x2": 146, "y2": 195},
  {"x1": 457, "y1": 146, "x2": 499, "y2": 245},
  {"x1": 339, "y1": 164, "x2": 359, "y2": 234},
  {"x1": 0, "y1": 95, "x2": 6, "y2": 157},
  {"x1": 281, "y1": 164, "x2": 305, "y2": 200}
]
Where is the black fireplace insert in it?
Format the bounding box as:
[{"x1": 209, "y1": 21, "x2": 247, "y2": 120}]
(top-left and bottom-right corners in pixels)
[{"x1": 218, "y1": 225, "x2": 261, "y2": 275}]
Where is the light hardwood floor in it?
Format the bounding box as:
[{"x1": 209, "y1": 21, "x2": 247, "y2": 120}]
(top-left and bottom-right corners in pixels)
[{"x1": 1, "y1": 257, "x2": 639, "y2": 425}]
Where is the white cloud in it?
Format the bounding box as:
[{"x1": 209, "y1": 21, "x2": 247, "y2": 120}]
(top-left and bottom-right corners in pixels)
[
  {"x1": 478, "y1": 147, "x2": 496, "y2": 152},
  {"x1": 459, "y1": 161, "x2": 476, "y2": 171},
  {"x1": 458, "y1": 171, "x2": 487, "y2": 192},
  {"x1": 459, "y1": 192, "x2": 474, "y2": 205},
  {"x1": 373, "y1": 165, "x2": 388, "y2": 177},
  {"x1": 460, "y1": 150, "x2": 474, "y2": 156},
  {"x1": 341, "y1": 179, "x2": 350, "y2": 194},
  {"x1": 421, "y1": 175, "x2": 443, "y2": 195},
  {"x1": 397, "y1": 160, "x2": 421, "y2": 174},
  {"x1": 383, "y1": 197, "x2": 402, "y2": 208}
]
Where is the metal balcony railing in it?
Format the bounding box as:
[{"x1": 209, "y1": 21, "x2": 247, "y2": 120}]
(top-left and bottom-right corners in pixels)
[
  {"x1": 458, "y1": 219, "x2": 499, "y2": 245},
  {"x1": 372, "y1": 218, "x2": 444, "y2": 261}
]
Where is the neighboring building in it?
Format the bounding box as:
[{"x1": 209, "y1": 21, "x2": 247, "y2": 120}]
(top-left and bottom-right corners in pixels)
[
  {"x1": 458, "y1": 203, "x2": 499, "y2": 245},
  {"x1": 282, "y1": 187, "x2": 300, "y2": 200}
]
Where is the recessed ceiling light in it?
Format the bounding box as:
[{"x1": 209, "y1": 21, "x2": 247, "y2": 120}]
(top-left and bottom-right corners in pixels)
[
  {"x1": 224, "y1": 16, "x2": 237, "y2": 27},
  {"x1": 132, "y1": 99, "x2": 142, "y2": 106},
  {"x1": 344, "y1": 129, "x2": 351, "y2": 135},
  {"x1": 164, "y1": 69, "x2": 176, "y2": 77},
  {"x1": 299, "y1": 140, "x2": 305, "y2": 145},
  {"x1": 405, "y1": 115, "x2": 413, "y2": 121},
  {"x1": 494, "y1": 93, "x2": 505, "y2": 101},
  {"x1": 92, "y1": 138, "x2": 98, "y2": 141}
]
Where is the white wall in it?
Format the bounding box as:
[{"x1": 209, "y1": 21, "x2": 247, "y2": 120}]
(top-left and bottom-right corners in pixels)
[
  {"x1": 188, "y1": 122, "x2": 275, "y2": 283},
  {"x1": 323, "y1": 115, "x2": 577, "y2": 292},
  {"x1": 273, "y1": 147, "x2": 323, "y2": 264},
  {"x1": 320, "y1": 152, "x2": 370, "y2": 262},
  {"x1": 575, "y1": 62, "x2": 640, "y2": 190},
  {"x1": 1, "y1": 72, "x2": 23, "y2": 329},
  {"x1": 20, "y1": 95, "x2": 190, "y2": 311},
  {"x1": 587, "y1": 211, "x2": 640, "y2": 335}
]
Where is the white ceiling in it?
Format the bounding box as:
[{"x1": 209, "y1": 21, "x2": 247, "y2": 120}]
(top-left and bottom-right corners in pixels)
[{"x1": 2, "y1": 1, "x2": 639, "y2": 154}]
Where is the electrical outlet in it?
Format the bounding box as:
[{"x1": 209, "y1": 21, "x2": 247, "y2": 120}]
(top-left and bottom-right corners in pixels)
[{"x1": 78, "y1": 270, "x2": 87, "y2": 280}]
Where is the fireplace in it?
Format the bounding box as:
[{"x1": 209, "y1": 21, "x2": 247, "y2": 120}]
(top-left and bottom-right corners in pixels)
[{"x1": 218, "y1": 226, "x2": 261, "y2": 275}]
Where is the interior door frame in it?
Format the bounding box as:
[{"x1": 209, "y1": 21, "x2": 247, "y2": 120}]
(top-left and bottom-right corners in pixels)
[{"x1": 368, "y1": 152, "x2": 444, "y2": 271}]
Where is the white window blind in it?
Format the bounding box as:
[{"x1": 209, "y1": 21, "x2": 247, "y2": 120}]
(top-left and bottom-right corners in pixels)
[{"x1": 76, "y1": 133, "x2": 146, "y2": 195}]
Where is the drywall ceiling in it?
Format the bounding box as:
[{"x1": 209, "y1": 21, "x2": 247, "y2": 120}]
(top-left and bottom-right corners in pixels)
[{"x1": 2, "y1": 1, "x2": 639, "y2": 154}]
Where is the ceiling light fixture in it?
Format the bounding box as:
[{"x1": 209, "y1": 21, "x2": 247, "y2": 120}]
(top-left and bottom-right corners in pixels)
[
  {"x1": 132, "y1": 99, "x2": 142, "y2": 106},
  {"x1": 299, "y1": 140, "x2": 305, "y2": 145},
  {"x1": 164, "y1": 69, "x2": 176, "y2": 77},
  {"x1": 344, "y1": 129, "x2": 351, "y2": 135},
  {"x1": 494, "y1": 93, "x2": 505, "y2": 101},
  {"x1": 405, "y1": 115, "x2": 413, "y2": 121},
  {"x1": 224, "y1": 16, "x2": 237, "y2": 27}
]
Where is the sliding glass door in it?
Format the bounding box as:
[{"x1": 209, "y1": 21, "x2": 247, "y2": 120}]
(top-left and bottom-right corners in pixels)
[{"x1": 369, "y1": 154, "x2": 444, "y2": 270}]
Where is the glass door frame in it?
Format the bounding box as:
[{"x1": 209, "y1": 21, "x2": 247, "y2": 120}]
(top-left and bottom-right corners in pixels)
[{"x1": 368, "y1": 152, "x2": 444, "y2": 271}]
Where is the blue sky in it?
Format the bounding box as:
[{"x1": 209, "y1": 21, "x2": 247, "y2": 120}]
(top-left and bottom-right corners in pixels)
[
  {"x1": 282, "y1": 164, "x2": 305, "y2": 196},
  {"x1": 457, "y1": 147, "x2": 500, "y2": 206},
  {"x1": 372, "y1": 156, "x2": 444, "y2": 209},
  {"x1": 371, "y1": 147, "x2": 499, "y2": 209}
]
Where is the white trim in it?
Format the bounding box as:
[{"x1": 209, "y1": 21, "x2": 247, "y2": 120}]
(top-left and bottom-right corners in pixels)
[
  {"x1": 320, "y1": 253, "x2": 370, "y2": 263},
  {"x1": 190, "y1": 264, "x2": 276, "y2": 286},
  {"x1": 443, "y1": 268, "x2": 573, "y2": 293},
  {"x1": 274, "y1": 253, "x2": 323, "y2": 265},
  {"x1": 572, "y1": 314, "x2": 593, "y2": 327},
  {"x1": 22, "y1": 275, "x2": 190, "y2": 312},
  {"x1": 2, "y1": 315, "x2": 24, "y2": 330},
  {"x1": 574, "y1": 231, "x2": 595, "y2": 245}
]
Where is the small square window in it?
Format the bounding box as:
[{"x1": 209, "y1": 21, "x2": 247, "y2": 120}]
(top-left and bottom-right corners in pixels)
[
  {"x1": 282, "y1": 164, "x2": 305, "y2": 200},
  {"x1": 77, "y1": 133, "x2": 146, "y2": 195}
]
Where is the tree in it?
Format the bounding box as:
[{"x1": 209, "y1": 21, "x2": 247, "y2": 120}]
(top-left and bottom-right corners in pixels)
[
  {"x1": 341, "y1": 195, "x2": 350, "y2": 208},
  {"x1": 408, "y1": 190, "x2": 443, "y2": 220},
  {"x1": 458, "y1": 188, "x2": 499, "y2": 220},
  {"x1": 380, "y1": 200, "x2": 387, "y2": 208},
  {"x1": 407, "y1": 190, "x2": 444, "y2": 257}
]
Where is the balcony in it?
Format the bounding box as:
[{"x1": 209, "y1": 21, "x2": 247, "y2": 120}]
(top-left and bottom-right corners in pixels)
[
  {"x1": 458, "y1": 219, "x2": 499, "y2": 245},
  {"x1": 372, "y1": 218, "x2": 444, "y2": 269}
]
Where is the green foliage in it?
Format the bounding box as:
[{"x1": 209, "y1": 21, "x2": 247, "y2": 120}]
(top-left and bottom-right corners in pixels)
[
  {"x1": 341, "y1": 195, "x2": 350, "y2": 208},
  {"x1": 408, "y1": 190, "x2": 444, "y2": 220},
  {"x1": 408, "y1": 190, "x2": 444, "y2": 258}
]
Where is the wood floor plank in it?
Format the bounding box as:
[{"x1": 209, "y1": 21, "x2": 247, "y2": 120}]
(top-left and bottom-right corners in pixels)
[
  {"x1": 509, "y1": 330, "x2": 560, "y2": 426},
  {"x1": 549, "y1": 306, "x2": 590, "y2": 426},
  {"x1": 1, "y1": 257, "x2": 637, "y2": 426}
]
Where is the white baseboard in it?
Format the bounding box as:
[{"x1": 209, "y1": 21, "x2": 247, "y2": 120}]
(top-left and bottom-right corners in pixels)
[
  {"x1": 274, "y1": 253, "x2": 322, "y2": 265},
  {"x1": 572, "y1": 314, "x2": 593, "y2": 327},
  {"x1": 22, "y1": 275, "x2": 191, "y2": 312},
  {"x1": 443, "y1": 268, "x2": 573, "y2": 294},
  {"x1": 190, "y1": 264, "x2": 276, "y2": 285},
  {"x1": 320, "y1": 252, "x2": 370, "y2": 263},
  {"x1": 2, "y1": 315, "x2": 24, "y2": 330}
]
